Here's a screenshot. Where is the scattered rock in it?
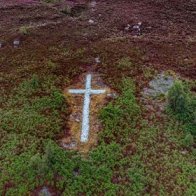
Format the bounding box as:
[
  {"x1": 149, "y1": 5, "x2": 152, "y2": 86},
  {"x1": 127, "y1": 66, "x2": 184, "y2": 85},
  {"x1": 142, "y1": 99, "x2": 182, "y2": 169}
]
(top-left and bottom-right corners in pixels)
[
  {"x1": 73, "y1": 167, "x2": 80, "y2": 176},
  {"x1": 88, "y1": 19, "x2": 95, "y2": 24},
  {"x1": 181, "y1": 150, "x2": 188, "y2": 155},
  {"x1": 95, "y1": 57, "x2": 101, "y2": 64},
  {"x1": 124, "y1": 24, "x2": 131, "y2": 31},
  {"x1": 39, "y1": 186, "x2": 51, "y2": 196},
  {"x1": 124, "y1": 22, "x2": 142, "y2": 36},
  {"x1": 107, "y1": 93, "x2": 117, "y2": 99},
  {"x1": 89, "y1": 1, "x2": 97, "y2": 8},
  {"x1": 132, "y1": 22, "x2": 142, "y2": 36},
  {"x1": 143, "y1": 73, "x2": 175, "y2": 98},
  {"x1": 75, "y1": 118, "x2": 80, "y2": 123},
  {"x1": 13, "y1": 39, "x2": 20, "y2": 48},
  {"x1": 62, "y1": 140, "x2": 77, "y2": 149},
  {"x1": 70, "y1": 113, "x2": 81, "y2": 122}
]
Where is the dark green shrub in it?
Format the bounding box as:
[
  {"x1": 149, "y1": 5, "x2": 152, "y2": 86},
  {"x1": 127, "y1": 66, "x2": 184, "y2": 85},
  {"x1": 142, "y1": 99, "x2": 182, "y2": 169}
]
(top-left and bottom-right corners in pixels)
[
  {"x1": 183, "y1": 134, "x2": 194, "y2": 147},
  {"x1": 167, "y1": 80, "x2": 196, "y2": 136},
  {"x1": 167, "y1": 80, "x2": 190, "y2": 117}
]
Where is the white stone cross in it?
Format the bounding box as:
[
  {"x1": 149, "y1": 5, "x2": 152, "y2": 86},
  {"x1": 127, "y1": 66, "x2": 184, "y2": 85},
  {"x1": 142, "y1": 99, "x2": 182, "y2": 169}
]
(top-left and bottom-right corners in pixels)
[{"x1": 69, "y1": 74, "x2": 106, "y2": 142}]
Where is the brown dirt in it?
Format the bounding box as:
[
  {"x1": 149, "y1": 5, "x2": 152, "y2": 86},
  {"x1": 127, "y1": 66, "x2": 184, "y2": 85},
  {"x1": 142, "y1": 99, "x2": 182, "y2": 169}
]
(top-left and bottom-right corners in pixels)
[{"x1": 0, "y1": 0, "x2": 195, "y2": 79}]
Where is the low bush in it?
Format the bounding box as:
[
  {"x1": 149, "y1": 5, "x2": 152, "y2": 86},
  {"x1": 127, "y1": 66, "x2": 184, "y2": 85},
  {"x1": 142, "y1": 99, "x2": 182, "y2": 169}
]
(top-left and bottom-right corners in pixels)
[
  {"x1": 19, "y1": 26, "x2": 30, "y2": 35},
  {"x1": 183, "y1": 134, "x2": 194, "y2": 147},
  {"x1": 116, "y1": 57, "x2": 134, "y2": 70},
  {"x1": 168, "y1": 80, "x2": 190, "y2": 118},
  {"x1": 0, "y1": 75, "x2": 68, "y2": 139},
  {"x1": 167, "y1": 80, "x2": 196, "y2": 136},
  {"x1": 99, "y1": 78, "x2": 140, "y2": 144}
]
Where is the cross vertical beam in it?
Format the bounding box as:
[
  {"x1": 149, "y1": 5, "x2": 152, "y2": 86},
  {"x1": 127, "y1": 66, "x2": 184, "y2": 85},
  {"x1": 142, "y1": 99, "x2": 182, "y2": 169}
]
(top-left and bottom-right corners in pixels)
[{"x1": 81, "y1": 74, "x2": 91, "y2": 142}]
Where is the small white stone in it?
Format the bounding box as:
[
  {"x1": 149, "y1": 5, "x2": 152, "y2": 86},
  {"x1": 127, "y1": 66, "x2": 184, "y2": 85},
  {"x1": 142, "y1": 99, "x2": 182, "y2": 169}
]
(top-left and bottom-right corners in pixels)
[
  {"x1": 88, "y1": 19, "x2": 95, "y2": 24},
  {"x1": 70, "y1": 114, "x2": 81, "y2": 122},
  {"x1": 13, "y1": 40, "x2": 20, "y2": 48},
  {"x1": 133, "y1": 24, "x2": 140, "y2": 30},
  {"x1": 125, "y1": 24, "x2": 131, "y2": 31},
  {"x1": 95, "y1": 57, "x2": 101, "y2": 64},
  {"x1": 181, "y1": 150, "x2": 188, "y2": 155},
  {"x1": 39, "y1": 186, "x2": 51, "y2": 196},
  {"x1": 62, "y1": 141, "x2": 77, "y2": 149},
  {"x1": 75, "y1": 118, "x2": 80, "y2": 122},
  {"x1": 107, "y1": 93, "x2": 117, "y2": 99},
  {"x1": 89, "y1": 1, "x2": 97, "y2": 8}
]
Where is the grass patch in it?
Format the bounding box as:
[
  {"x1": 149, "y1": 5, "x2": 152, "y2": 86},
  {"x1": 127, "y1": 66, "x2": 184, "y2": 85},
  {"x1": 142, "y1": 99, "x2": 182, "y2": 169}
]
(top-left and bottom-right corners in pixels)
[
  {"x1": 1, "y1": 75, "x2": 67, "y2": 139},
  {"x1": 19, "y1": 26, "x2": 30, "y2": 35},
  {"x1": 99, "y1": 78, "x2": 140, "y2": 144},
  {"x1": 1, "y1": 70, "x2": 195, "y2": 195},
  {"x1": 116, "y1": 57, "x2": 134, "y2": 70}
]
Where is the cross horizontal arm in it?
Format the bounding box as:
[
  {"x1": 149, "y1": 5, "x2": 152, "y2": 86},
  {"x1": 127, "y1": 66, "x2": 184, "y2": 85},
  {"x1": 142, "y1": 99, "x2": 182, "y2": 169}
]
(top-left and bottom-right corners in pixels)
[
  {"x1": 90, "y1": 90, "x2": 106, "y2": 94},
  {"x1": 69, "y1": 89, "x2": 106, "y2": 95},
  {"x1": 68, "y1": 89, "x2": 86, "y2": 94}
]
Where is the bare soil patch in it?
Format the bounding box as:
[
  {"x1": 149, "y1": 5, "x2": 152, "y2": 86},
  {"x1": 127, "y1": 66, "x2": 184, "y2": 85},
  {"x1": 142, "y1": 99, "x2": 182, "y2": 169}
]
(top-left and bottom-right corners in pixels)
[{"x1": 1, "y1": 0, "x2": 195, "y2": 79}]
